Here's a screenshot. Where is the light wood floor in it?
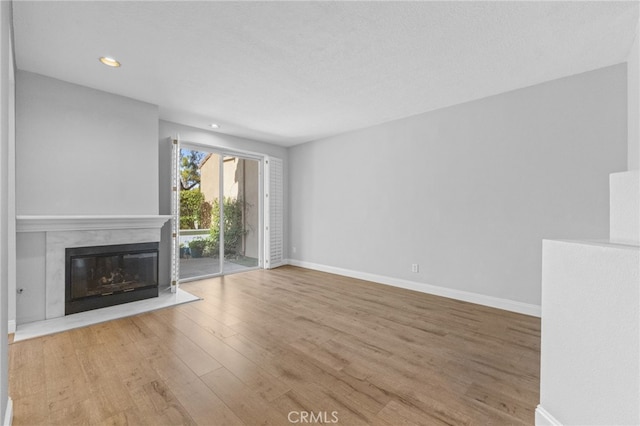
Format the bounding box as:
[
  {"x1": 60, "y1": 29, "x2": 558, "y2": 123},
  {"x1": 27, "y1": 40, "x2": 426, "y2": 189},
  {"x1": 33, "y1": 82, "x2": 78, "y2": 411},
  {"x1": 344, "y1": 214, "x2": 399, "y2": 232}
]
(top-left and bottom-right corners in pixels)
[{"x1": 9, "y1": 266, "x2": 540, "y2": 425}]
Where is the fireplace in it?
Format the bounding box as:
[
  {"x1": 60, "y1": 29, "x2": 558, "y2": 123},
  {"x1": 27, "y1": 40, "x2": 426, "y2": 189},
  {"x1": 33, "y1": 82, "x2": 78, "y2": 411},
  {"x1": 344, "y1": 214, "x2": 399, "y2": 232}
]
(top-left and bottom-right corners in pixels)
[{"x1": 65, "y1": 242, "x2": 159, "y2": 315}]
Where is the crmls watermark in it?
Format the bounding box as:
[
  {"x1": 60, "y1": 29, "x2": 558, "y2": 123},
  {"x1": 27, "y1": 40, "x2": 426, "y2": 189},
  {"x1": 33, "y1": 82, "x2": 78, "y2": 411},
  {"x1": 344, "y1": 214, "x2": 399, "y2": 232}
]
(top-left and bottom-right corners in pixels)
[{"x1": 288, "y1": 411, "x2": 339, "y2": 424}]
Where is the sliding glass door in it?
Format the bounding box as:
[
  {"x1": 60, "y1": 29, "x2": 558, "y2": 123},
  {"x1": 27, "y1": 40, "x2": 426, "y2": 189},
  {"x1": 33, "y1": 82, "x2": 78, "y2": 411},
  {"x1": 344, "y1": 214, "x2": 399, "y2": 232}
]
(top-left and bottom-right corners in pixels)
[{"x1": 178, "y1": 147, "x2": 261, "y2": 281}]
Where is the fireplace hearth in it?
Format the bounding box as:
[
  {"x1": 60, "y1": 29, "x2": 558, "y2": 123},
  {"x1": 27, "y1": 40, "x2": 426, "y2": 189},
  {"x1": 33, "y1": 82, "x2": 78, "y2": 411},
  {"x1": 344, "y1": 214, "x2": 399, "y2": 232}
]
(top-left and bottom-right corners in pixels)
[{"x1": 65, "y1": 242, "x2": 159, "y2": 315}]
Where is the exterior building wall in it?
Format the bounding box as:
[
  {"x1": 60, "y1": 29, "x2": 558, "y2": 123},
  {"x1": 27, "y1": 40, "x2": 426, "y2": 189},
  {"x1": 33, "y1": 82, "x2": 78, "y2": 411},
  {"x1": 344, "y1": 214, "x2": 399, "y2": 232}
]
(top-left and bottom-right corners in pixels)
[
  {"x1": 198, "y1": 155, "x2": 260, "y2": 259},
  {"x1": 199, "y1": 153, "x2": 220, "y2": 205}
]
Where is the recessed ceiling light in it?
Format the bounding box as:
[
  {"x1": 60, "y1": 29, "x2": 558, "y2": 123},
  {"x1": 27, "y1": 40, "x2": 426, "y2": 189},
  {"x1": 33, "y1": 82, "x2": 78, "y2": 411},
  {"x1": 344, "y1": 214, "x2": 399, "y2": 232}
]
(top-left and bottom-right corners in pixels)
[
  {"x1": 210, "y1": 123, "x2": 220, "y2": 129},
  {"x1": 99, "y1": 56, "x2": 121, "y2": 67}
]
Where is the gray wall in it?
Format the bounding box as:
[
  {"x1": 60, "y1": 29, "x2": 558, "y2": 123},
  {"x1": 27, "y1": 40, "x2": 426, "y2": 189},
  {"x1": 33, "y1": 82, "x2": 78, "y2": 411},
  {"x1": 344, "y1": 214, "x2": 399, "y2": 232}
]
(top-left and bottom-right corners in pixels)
[
  {"x1": 157, "y1": 120, "x2": 288, "y2": 285},
  {"x1": 0, "y1": 0, "x2": 11, "y2": 420},
  {"x1": 628, "y1": 30, "x2": 639, "y2": 171},
  {"x1": 16, "y1": 71, "x2": 159, "y2": 215},
  {"x1": 15, "y1": 232, "x2": 44, "y2": 324},
  {"x1": 288, "y1": 64, "x2": 627, "y2": 307}
]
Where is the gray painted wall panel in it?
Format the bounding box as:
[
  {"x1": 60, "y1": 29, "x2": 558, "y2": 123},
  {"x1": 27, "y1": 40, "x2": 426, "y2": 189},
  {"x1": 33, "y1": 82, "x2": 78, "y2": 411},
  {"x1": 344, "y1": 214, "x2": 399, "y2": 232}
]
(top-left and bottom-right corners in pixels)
[
  {"x1": 289, "y1": 64, "x2": 627, "y2": 306},
  {"x1": 15, "y1": 232, "x2": 45, "y2": 324},
  {"x1": 16, "y1": 71, "x2": 159, "y2": 216}
]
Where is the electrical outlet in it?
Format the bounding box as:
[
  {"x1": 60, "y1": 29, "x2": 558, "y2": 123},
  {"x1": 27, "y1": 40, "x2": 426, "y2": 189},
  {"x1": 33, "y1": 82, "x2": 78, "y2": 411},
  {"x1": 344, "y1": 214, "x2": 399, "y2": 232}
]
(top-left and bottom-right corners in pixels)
[
  {"x1": 411, "y1": 264, "x2": 419, "y2": 273},
  {"x1": 292, "y1": 246, "x2": 297, "y2": 254}
]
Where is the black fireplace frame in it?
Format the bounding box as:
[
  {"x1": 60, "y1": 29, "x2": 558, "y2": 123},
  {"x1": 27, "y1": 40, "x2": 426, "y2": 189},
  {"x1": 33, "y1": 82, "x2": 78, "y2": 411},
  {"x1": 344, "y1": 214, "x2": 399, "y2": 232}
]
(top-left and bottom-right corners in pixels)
[{"x1": 65, "y1": 242, "x2": 159, "y2": 315}]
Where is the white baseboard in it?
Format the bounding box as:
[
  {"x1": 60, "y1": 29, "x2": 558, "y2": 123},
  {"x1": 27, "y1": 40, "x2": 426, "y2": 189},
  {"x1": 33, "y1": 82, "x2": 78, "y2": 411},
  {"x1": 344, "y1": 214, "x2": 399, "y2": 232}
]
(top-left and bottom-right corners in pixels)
[
  {"x1": 269, "y1": 261, "x2": 287, "y2": 269},
  {"x1": 535, "y1": 405, "x2": 562, "y2": 426},
  {"x1": 4, "y1": 397, "x2": 12, "y2": 426},
  {"x1": 7, "y1": 321, "x2": 15, "y2": 335},
  {"x1": 285, "y1": 259, "x2": 541, "y2": 317}
]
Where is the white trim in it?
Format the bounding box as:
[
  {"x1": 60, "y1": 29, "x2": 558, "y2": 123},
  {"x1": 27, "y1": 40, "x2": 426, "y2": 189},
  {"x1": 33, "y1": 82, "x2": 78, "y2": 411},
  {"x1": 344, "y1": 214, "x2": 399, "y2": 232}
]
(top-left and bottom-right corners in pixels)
[
  {"x1": 285, "y1": 259, "x2": 541, "y2": 317},
  {"x1": 264, "y1": 156, "x2": 271, "y2": 268},
  {"x1": 4, "y1": 397, "x2": 12, "y2": 426},
  {"x1": 218, "y1": 153, "x2": 225, "y2": 273},
  {"x1": 7, "y1": 320, "x2": 15, "y2": 334},
  {"x1": 264, "y1": 157, "x2": 284, "y2": 270},
  {"x1": 258, "y1": 159, "x2": 265, "y2": 269},
  {"x1": 180, "y1": 139, "x2": 266, "y2": 162},
  {"x1": 177, "y1": 145, "x2": 266, "y2": 278},
  {"x1": 535, "y1": 405, "x2": 562, "y2": 426},
  {"x1": 170, "y1": 137, "x2": 180, "y2": 293},
  {"x1": 16, "y1": 215, "x2": 171, "y2": 232}
]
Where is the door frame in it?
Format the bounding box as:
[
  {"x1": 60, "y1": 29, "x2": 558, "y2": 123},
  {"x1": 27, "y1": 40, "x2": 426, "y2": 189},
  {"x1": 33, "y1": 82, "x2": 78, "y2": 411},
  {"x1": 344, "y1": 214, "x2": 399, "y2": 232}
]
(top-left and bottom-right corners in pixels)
[{"x1": 177, "y1": 141, "x2": 265, "y2": 283}]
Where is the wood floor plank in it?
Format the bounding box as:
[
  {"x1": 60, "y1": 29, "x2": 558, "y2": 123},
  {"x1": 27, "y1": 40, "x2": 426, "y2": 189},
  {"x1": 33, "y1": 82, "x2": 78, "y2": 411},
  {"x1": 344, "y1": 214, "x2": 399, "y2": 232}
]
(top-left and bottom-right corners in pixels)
[
  {"x1": 378, "y1": 399, "x2": 458, "y2": 426},
  {"x1": 156, "y1": 308, "x2": 291, "y2": 402},
  {"x1": 75, "y1": 343, "x2": 119, "y2": 386},
  {"x1": 8, "y1": 337, "x2": 44, "y2": 400},
  {"x1": 129, "y1": 381, "x2": 192, "y2": 426},
  {"x1": 140, "y1": 380, "x2": 195, "y2": 425},
  {"x1": 201, "y1": 367, "x2": 289, "y2": 425},
  {"x1": 106, "y1": 341, "x2": 161, "y2": 392},
  {"x1": 46, "y1": 391, "x2": 116, "y2": 425},
  {"x1": 134, "y1": 335, "x2": 243, "y2": 425},
  {"x1": 9, "y1": 266, "x2": 540, "y2": 425},
  {"x1": 464, "y1": 382, "x2": 534, "y2": 424},
  {"x1": 288, "y1": 337, "x2": 350, "y2": 371},
  {"x1": 134, "y1": 312, "x2": 223, "y2": 377},
  {"x1": 169, "y1": 303, "x2": 239, "y2": 338},
  {"x1": 10, "y1": 391, "x2": 48, "y2": 426},
  {"x1": 222, "y1": 332, "x2": 286, "y2": 368}
]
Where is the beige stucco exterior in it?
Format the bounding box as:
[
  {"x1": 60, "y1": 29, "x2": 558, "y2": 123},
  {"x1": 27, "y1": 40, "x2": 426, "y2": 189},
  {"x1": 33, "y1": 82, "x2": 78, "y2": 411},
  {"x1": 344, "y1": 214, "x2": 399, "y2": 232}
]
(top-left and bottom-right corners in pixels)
[{"x1": 199, "y1": 154, "x2": 260, "y2": 259}]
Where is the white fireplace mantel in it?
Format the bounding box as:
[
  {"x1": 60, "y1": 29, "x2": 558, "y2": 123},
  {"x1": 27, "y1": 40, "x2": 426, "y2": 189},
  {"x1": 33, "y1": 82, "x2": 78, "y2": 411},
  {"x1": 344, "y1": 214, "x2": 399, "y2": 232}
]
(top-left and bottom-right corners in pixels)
[
  {"x1": 16, "y1": 215, "x2": 172, "y2": 232},
  {"x1": 15, "y1": 214, "x2": 172, "y2": 321}
]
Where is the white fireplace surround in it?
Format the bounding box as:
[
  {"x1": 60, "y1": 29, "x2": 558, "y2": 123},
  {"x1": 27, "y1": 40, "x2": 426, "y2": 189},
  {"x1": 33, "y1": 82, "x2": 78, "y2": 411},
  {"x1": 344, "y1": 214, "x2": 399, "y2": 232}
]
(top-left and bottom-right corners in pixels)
[{"x1": 16, "y1": 215, "x2": 171, "y2": 320}]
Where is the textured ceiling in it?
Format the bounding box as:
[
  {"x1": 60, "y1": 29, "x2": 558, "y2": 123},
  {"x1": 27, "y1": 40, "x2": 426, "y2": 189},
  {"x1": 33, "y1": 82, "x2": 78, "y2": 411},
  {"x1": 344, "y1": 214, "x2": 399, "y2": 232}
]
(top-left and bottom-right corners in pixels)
[{"x1": 12, "y1": 1, "x2": 639, "y2": 146}]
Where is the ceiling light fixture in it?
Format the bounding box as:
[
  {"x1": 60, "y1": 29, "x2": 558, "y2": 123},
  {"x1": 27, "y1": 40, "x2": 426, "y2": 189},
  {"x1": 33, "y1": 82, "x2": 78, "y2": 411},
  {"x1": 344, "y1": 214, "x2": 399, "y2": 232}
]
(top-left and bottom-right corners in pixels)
[
  {"x1": 210, "y1": 123, "x2": 220, "y2": 129},
  {"x1": 99, "y1": 56, "x2": 121, "y2": 67}
]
